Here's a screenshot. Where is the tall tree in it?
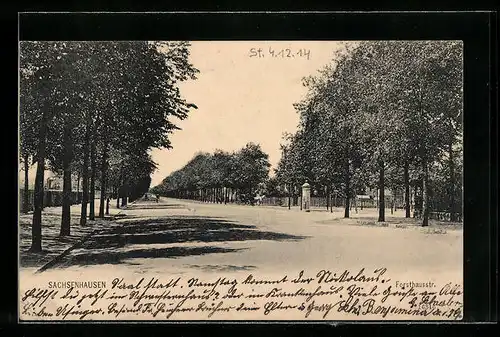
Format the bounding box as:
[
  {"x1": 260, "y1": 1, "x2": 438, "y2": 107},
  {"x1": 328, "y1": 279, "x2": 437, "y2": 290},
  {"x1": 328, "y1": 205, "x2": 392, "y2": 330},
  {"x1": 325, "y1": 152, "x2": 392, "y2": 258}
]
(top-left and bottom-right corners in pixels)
[
  {"x1": 273, "y1": 41, "x2": 462, "y2": 225},
  {"x1": 20, "y1": 41, "x2": 199, "y2": 249},
  {"x1": 20, "y1": 41, "x2": 72, "y2": 251},
  {"x1": 19, "y1": 73, "x2": 38, "y2": 213}
]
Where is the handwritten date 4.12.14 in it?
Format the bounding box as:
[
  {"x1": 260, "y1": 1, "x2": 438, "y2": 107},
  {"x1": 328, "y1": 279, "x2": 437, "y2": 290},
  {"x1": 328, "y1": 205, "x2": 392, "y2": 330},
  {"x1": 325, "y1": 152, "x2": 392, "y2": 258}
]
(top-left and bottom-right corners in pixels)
[{"x1": 249, "y1": 47, "x2": 311, "y2": 60}]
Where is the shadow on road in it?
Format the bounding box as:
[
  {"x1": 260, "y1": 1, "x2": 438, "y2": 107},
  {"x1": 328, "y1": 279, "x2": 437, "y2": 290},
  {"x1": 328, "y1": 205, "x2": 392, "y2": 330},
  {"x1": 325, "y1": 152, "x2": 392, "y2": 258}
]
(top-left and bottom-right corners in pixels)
[
  {"x1": 52, "y1": 216, "x2": 307, "y2": 269},
  {"x1": 67, "y1": 246, "x2": 244, "y2": 266},
  {"x1": 188, "y1": 264, "x2": 257, "y2": 272}
]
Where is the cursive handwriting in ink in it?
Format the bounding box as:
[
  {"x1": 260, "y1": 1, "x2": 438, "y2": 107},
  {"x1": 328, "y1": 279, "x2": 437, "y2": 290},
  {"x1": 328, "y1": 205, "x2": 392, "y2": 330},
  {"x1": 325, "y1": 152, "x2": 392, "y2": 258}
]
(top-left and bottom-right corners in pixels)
[{"x1": 19, "y1": 269, "x2": 462, "y2": 320}]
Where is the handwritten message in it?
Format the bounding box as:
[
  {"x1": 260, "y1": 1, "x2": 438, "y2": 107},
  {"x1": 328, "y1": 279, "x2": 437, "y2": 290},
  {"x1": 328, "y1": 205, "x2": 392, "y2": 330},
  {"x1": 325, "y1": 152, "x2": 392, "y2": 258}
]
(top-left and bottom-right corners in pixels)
[{"x1": 19, "y1": 268, "x2": 463, "y2": 321}]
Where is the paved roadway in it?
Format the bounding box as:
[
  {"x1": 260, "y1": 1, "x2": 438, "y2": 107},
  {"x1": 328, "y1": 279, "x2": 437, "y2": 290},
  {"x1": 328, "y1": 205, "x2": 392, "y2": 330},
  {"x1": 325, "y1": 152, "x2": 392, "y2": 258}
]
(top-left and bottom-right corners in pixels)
[{"x1": 20, "y1": 197, "x2": 462, "y2": 284}]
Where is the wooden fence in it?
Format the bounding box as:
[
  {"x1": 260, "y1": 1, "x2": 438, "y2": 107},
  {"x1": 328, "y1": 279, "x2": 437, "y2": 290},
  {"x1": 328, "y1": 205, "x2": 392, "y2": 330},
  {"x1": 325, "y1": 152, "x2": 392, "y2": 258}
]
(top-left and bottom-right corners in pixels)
[
  {"x1": 428, "y1": 211, "x2": 463, "y2": 222},
  {"x1": 259, "y1": 196, "x2": 462, "y2": 221},
  {"x1": 259, "y1": 196, "x2": 402, "y2": 209}
]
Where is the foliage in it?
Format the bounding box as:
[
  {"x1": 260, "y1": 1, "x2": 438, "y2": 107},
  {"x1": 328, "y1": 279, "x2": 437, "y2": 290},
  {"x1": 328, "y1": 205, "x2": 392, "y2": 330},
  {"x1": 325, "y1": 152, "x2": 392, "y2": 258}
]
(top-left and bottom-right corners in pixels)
[
  {"x1": 151, "y1": 143, "x2": 271, "y2": 198},
  {"x1": 19, "y1": 41, "x2": 199, "y2": 247},
  {"x1": 274, "y1": 41, "x2": 463, "y2": 223}
]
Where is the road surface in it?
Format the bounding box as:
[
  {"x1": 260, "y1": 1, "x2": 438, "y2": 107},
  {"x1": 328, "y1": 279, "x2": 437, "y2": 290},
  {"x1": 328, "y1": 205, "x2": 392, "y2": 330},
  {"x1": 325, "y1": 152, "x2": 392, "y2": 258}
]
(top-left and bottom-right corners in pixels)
[{"x1": 20, "y1": 197, "x2": 462, "y2": 283}]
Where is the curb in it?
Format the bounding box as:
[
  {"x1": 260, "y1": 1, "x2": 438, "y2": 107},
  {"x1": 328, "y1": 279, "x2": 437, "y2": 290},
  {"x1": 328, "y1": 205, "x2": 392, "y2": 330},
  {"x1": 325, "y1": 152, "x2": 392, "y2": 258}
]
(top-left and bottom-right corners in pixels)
[
  {"x1": 34, "y1": 199, "x2": 152, "y2": 273},
  {"x1": 34, "y1": 211, "x2": 129, "y2": 274}
]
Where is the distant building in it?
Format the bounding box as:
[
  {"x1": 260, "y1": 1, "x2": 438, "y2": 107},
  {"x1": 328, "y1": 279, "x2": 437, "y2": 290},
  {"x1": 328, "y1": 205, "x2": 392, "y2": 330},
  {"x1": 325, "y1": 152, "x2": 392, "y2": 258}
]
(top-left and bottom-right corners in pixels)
[
  {"x1": 19, "y1": 168, "x2": 99, "y2": 196},
  {"x1": 45, "y1": 173, "x2": 85, "y2": 193},
  {"x1": 46, "y1": 176, "x2": 60, "y2": 190}
]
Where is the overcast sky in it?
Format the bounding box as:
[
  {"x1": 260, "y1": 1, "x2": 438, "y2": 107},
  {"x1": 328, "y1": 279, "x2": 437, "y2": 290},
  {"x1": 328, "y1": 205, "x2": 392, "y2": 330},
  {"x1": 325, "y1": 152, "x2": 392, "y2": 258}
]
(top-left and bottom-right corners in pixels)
[{"x1": 150, "y1": 41, "x2": 343, "y2": 186}]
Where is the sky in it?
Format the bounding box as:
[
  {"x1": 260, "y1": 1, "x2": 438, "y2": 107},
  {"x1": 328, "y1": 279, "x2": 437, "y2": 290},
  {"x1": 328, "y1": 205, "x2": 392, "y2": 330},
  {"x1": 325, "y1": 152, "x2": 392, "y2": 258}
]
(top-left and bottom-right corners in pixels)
[{"x1": 150, "y1": 41, "x2": 343, "y2": 187}]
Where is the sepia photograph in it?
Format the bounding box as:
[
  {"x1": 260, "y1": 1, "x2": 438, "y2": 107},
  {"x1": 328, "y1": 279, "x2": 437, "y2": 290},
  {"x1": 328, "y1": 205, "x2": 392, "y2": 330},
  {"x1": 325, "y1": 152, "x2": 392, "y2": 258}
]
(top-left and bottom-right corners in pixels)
[{"x1": 18, "y1": 40, "x2": 464, "y2": 321}]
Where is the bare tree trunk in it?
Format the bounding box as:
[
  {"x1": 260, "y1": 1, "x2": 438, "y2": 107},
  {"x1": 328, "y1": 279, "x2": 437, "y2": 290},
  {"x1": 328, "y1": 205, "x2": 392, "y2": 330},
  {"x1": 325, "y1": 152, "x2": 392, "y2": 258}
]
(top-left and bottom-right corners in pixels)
[
  {"x1": 344, "y1": 195, "x2": 350, "y2": 218},
  {"x1": 344, "y1": 157, "x2": 350, "y2": 219},
  {"x1": 31, "y1": 158, "x2": 45, "y2": 252},
  {"x1": 288, "y1": 184, "x2": 291, "y2": 210},
  {"x1": 80, "y1": 174, "x2": 89, "y2": 225},
  {"x1": 31, "y1": 112, "x2": 49, "y2": 253},
  {"x1": 299, "y1": 185, "x2": 302, "y2": 210},
  {"x1": 60, "y1": 125, "x2": 73, "y2": 236},
  {"x1": 89, "y1": 141, "x2": 96, "y2": 220},
  {"x1": 121, "y1": 192, "x2": 127, "y2": 207},
  {"x1": 354, "y1": 189, "x2": 358, "y2": 214},
  {"x1": 330, "y1": 191, "x2": 333, "y2": 213},
  {"x1": 390, "y1": 191, "x2": 395, "y2": 215},
  {"x1": 378, "y1": 160, "x2": 385, "y2": 222},
  {"x1": 404, "y1": 159, "x2": 411, "y2": 218},
  {"x1": 80, "y1": 118, "x2": 91, "y2": 226},
  {"x1": 76, "y1": 170, "x2": 80, "y2": 203},
  {"x1": 413, "y1": 184, "x2": 418, "y2": 218},
  {"x1": 23, "y1": 154, "x2": 30, "y2": 213},
  {"x1": 98, "y1": 139, "x2": 108, "y2": 218},
  {"x1": 422, "y1": 158, "x2": 429, "y2": 227},
  {"x1": 417, "y1": 84, "x2": 429, "y2": 227},
  {"x1": 448, "y1": 141, "x2": 457, "y2": 222},
  {"x1": 121, "y1": 178, "x2": 128, "y2": 207},
  {"x1": 116, "y1": 185, "x2": 120, "y2": 208},
  {"x1": 326, "y1": 185, "x2": 330, "y2": 211}
]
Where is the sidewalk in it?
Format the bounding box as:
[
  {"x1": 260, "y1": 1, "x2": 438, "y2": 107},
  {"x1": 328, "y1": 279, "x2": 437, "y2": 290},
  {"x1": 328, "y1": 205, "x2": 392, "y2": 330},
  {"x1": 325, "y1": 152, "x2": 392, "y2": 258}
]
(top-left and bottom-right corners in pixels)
[{"x1": 19, "y1": 198, "x2": 126, "y2": 270}]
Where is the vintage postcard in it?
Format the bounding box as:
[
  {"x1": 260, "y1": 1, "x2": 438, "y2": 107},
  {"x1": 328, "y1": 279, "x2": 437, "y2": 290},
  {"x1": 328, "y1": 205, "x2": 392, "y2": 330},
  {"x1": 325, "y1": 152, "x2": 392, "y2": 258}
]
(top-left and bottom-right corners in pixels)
[{"x1": 18, "y1": 40, "x2": 463, "y2": 321}]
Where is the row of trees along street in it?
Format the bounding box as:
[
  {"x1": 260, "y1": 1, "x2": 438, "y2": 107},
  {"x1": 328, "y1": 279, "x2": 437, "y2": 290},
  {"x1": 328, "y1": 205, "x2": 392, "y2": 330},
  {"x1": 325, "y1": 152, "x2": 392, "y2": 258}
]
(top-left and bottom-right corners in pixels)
[
  {"x1": 151, "y1": 41, "x2": 462, "y2": 228},
  {"x1": 274, "y1": 41, "x2": 463, "y2": 226},
  {"x1": 150, "y1": 143, "x2": 271, "y2": 204},
  {"x1": 20, "y1": 41, "x2": 199, "y2": 252}
]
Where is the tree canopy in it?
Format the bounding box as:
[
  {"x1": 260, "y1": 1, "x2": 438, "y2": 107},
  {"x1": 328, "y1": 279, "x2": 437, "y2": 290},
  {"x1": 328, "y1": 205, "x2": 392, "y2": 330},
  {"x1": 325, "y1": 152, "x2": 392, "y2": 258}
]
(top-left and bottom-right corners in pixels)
[
  {"x1": 151, "y1": 143, "x2": 271, "y2": 201},
  {"x1": 274, "y1": 41, "x2": 463, "y2": 224},
  {"x1": 20, "y1": 41, "x2": 199, "y2": 250}
]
